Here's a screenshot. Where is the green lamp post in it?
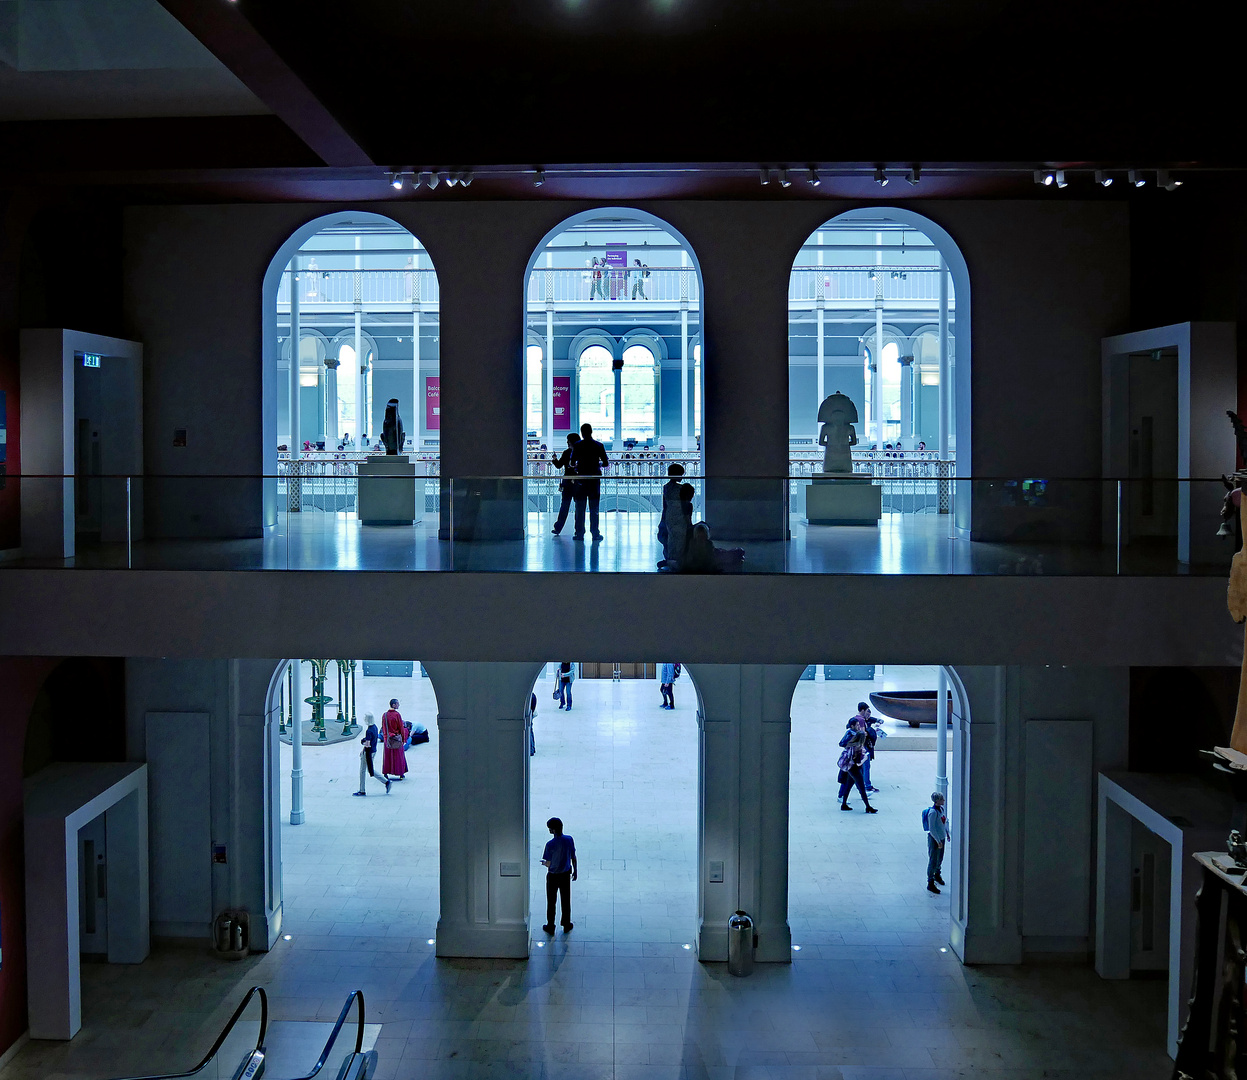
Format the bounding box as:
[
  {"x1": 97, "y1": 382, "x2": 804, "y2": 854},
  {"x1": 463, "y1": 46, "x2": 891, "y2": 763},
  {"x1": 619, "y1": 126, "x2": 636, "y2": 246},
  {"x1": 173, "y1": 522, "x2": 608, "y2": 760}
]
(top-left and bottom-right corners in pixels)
[
  {"x1": 336, "y1": 659, "x2": 359, "y2": 735},
  {"x1": 304, "y1": 658, "x2": 333, "y2": 742}
]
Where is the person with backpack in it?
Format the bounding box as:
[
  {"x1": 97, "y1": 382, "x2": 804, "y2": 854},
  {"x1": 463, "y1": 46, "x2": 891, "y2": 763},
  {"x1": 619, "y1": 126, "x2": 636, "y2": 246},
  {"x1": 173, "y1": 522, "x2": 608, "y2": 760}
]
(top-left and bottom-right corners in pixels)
[
  {"x1": 631, "y1": 258, "x2": 650, "y2": 299},
  {"x1": 659, "y1": 662, "x2": 676, "y2": 709},
  {"x1": 555, "y1": 662, "x2": 575, "y2": 710},
  {"x1": 837, "y1": 720, "x2": 877, "y2": 813},
  {"x1": 923, "y1": 791, "x2": 948, "y2": 893}
]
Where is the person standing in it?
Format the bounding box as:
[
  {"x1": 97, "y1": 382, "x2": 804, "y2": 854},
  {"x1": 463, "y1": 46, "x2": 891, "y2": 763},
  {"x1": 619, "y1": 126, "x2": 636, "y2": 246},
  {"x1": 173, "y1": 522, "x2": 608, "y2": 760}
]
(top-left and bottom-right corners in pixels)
[
  {"x1": 570, "y1": 423, "x2": 609, "y2": 541},
  {"x1": 550, "y1": 432, "x2": 582, "y2": 536},
  {"x1": 925, "y1": 792, "x2": 948, "y2": 893},
  {"x1": 381, "y1": 698, "x2": 408, "y2": 781},
  {"x1": 353, "y1": 712, "x2": 392, "y2": 796},
  {"x1": 837, "y1": 721, "x2": 877, "y2": 813},
  {"x1": 529, "y1": 691, "x2": 537, "y2": 757},
  {"x1": 631, "y1": 258, "x2": 649, "y2": 299},
  {"x1": 659, "y1": 663, "x2": 676, "y2": 709},
  {"x1": 590, "y1": 257, "x2": 607, "y2": 300},
  {"x1": 541, "y1": 817, "x2": 577, "y2": 933},
  {"x1": 657, "y1": 463, "x2": 687, "y2": 567},
  {"x1": 556, "y1": 662, "x2": 575, "y2": 710},
  {"x1": 847, "y1": 702, "x2": 882, "y2": 794}
]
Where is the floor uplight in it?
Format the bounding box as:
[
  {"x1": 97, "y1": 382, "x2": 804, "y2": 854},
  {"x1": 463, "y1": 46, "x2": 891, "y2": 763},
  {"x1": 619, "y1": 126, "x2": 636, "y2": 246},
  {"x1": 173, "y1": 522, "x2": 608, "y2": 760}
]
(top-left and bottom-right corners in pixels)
[
  {"x1": 682, "y1": 943, "x2": 691, "y2": 950},
  {"x1": 283, "y1": 935, "x2": 292, "y2": 941},
  {"x1": 792, "y1": 944, "x2": 802, "y2": 951},
  {"x1": 939, "y1": 947, "x2": 948, "y2": 953},
  {"x1": 427, "y1": 939, "x2": 435, "y2": 945}
]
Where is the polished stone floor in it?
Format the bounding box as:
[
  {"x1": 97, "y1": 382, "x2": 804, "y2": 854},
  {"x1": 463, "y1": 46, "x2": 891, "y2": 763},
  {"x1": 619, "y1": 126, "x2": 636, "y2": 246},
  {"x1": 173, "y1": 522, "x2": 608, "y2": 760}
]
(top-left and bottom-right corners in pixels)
[
  {"x1": 0, "y1": 669, "x2": 1169, "y2": 1080},
  {"x1": 21, "y1": 510, "x2": 1212, "y2": 575}
]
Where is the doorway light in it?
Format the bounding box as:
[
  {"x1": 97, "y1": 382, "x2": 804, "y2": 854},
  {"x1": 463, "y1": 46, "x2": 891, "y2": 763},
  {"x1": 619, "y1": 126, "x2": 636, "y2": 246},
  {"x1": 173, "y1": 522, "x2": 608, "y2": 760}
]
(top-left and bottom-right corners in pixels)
[
  {"x1": 1095, "y1": 170, "x2": 1113, "y2": 187},
  {"x1": 1129, "y1": 169, "x2": 1146, "y2": 187}
]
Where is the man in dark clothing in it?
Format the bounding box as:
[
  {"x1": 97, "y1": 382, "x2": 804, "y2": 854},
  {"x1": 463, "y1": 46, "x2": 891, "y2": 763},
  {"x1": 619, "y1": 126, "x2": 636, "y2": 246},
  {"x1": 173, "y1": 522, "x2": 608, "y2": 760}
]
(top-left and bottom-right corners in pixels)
[
  {"x1": 541, "y1": 817, "x2": 577, "y2": 933},
  {"x1": 550, "y1": 432, "x2": 581, "y2": 536},
  {"x1": 657, "y1": 462, "x2": 686, "y2": 566},
  {"x1": 570, "y1": 423, "x2": 609, "y2": 541},
  {"x1": 354, "y1": 716, "x2": 392, "y2": 796}
]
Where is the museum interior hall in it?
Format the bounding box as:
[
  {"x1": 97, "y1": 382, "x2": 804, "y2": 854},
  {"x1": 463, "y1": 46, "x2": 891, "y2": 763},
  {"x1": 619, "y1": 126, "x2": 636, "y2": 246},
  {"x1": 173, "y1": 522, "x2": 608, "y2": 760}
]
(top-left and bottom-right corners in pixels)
[{"x1": 4, "y1": 0, "x2": 1247, "y2": 1077}]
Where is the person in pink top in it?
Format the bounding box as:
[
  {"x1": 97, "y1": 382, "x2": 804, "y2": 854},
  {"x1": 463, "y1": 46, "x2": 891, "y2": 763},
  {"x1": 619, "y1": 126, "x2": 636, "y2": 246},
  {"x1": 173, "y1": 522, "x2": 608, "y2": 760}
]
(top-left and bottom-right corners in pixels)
[{"x1": 381, "y1": 698, "x2": 408, "y2": 781}]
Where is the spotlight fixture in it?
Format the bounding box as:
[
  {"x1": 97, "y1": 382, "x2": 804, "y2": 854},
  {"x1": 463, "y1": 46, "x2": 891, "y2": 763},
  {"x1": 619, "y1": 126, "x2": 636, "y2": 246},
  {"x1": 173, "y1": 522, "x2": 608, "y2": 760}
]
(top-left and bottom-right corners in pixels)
[
  {"x1": 1034, "y1": 169, "x2": 1055, "y2": 186},
  {"x1": 416, "y1": 170, "x2": 430, "y2": 189},
  {"x1": 1158, "y1": 169, "x2": 1183, "y2": 191},
  {"x1": 1055, "y1": 169, "x2": 1067, "y2": 189},
  {"x1": 426, "y1": 171, "x2": 439, "y2": 190},
  {"x1": 874, "y1": 166, "x2": 888, "y2": 186},
  {"x1": 1095, "y1": 170, "x2": 1113, "y2": 187},
  {"x1": 778, "y1": 168, "x2": 791, "y2": 188},
  {"x1": 461, "y1": 169, "x2": 473, "y2": 187},
  {"x1": 534, "y1": 167, "x2": 545, "y2": 187},
  {"x1": 808, "y1": 166, "x2": 821, "y2": 187},
  {"x1": 389, "y1": 171, "x2": 405, "y2": 190},
  {"x1": 446, "y1": 173, "x2": 459, "y2": 187},
  {"x1": 905, "y1": 165, "x2": 921, "y2": 186},
  {"x1": 1129, "y1": 169, "x2": 1146, "y2": 187},
  {"x1": 759, "y1": 166, "x2": 770, "y2": 186}
]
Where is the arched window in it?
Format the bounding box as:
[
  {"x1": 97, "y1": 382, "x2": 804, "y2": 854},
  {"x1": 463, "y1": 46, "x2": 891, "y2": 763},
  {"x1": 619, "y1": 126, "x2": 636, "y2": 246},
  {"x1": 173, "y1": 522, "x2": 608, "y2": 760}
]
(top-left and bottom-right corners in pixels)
[
  {"x1": 620, "y1": 343, "x2": 656, "y2": 441},
  {"x1": 577, "y1": 345, "x2": 614, "y2": 435},
  {"x1": 693, "y1": 342, "x2": 702, "y2": 441},
  {"x1": 526, "y1": 344, "x2": 545, "y2": 435},
  {"x1": 335, "y1": 340, "x2": 376, "y2": 444}
]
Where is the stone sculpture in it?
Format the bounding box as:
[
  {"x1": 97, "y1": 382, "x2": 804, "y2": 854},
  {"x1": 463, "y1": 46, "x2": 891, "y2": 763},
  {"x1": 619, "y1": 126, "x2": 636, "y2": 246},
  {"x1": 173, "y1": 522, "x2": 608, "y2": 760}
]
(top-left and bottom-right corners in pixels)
[
  {"x1": 817, "y1": 391, "x2": 858, "y2": 474},
  {"x1": 381, "y1": 398, "x2": 405, "y2": 455}
]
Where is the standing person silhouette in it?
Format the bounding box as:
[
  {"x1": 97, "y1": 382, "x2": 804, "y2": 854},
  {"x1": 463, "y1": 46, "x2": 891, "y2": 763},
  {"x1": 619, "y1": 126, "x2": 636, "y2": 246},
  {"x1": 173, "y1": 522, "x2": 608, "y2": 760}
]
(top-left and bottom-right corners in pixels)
[
  {"x1": 541, "y1": 817, "x2": 577, "y2": 934},
  {"x1": 550, "y1": 432, "x2": 582, "y2": 536},
  {"x1": 570, "y1": 423, "x2": 609, "y2": 542}
]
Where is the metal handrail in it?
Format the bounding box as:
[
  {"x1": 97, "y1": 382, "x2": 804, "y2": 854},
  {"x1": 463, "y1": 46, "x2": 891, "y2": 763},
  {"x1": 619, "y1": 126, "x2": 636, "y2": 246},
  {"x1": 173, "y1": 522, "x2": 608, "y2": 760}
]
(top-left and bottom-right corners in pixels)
[
  {"x1": 275, "y1": 989, "x2": 365, "y2": 1080},
  {"x1": 107, "y1": 986, "x2": 268, "y2": 1080}
]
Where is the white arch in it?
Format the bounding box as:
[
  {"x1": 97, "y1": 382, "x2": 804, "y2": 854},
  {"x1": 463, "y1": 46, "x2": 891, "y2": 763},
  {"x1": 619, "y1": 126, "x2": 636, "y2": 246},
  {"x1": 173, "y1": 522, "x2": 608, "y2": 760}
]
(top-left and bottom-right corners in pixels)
[
  {"x1": 261, "y1": 210, "x2": 435, "y2": 526},
  {"x1": 619, "y1": 327, "x2": 669, "y2": 362},
  {"x1": 567, "y1": 328, "x2": 620, "y2": 364}
]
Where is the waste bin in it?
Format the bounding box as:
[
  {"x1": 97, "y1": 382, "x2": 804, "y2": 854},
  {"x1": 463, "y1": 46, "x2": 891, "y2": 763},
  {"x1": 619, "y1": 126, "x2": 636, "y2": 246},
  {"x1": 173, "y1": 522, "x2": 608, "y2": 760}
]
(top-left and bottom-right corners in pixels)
[{"x1": 727, "y1": 910, "x2": 755, "y2": 977}]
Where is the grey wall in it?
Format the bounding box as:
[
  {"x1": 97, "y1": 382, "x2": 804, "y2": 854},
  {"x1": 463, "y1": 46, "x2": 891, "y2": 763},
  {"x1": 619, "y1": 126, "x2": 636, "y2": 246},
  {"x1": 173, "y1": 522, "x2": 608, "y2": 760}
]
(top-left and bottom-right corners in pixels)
[{"x1": 124, "y1": 198, "x2": 1131, "y2": 538}]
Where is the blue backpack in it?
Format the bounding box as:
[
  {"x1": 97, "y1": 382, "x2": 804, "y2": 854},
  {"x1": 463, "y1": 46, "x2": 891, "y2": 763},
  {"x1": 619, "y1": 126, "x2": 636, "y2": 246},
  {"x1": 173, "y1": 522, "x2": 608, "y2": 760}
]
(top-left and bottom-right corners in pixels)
[{"x1": 922, "y1": 807, "x2": 932, "y2": 831}]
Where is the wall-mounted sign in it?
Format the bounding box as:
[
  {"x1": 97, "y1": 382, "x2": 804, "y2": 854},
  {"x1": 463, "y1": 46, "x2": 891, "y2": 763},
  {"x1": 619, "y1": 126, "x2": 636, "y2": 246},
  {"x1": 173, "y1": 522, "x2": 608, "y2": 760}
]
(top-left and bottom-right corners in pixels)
[
  {"x1": 81, "y1": 353, "x2": 101, "y2": 368},
  {"x1": 425, "y1": 376, "x2": 440, "y2": 430},
  {"x1": 553, "y1": 377, "x2": 571, "y2": 431},
  {"x1": 605, "y1": 243, "x2": 628, "y2": 300}
]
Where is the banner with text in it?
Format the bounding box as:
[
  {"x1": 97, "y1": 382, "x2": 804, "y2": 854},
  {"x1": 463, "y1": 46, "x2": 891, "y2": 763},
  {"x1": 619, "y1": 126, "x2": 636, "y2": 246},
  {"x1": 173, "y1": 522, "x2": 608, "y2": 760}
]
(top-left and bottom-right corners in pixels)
[
  {"x1": 425, "y1": 376, "x2": 440, "y2": 430},
  {"x1": 553, "y1": 377, "x2": 571, "y2": 431}
]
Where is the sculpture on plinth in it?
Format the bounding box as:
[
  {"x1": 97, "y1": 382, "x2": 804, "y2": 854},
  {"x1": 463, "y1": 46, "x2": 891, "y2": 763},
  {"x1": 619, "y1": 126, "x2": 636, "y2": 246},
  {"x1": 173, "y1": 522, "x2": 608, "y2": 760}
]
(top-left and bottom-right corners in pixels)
[
  {"x1": 381, "y1": 398, "x2": 405, "y2": 455},
  {"x1": 817, "y1": 391, "x2": 858, "y2": 474}
]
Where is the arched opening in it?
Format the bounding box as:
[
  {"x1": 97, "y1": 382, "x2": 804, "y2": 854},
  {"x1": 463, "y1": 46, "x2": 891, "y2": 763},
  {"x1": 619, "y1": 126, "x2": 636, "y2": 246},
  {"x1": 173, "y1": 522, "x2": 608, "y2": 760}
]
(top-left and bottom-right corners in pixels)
[
  {"x1": 522, "y1": 209, "x2": 705, "y2": 535},
  {"x1": 266, "y1": 658, "x2": 441, "y2": 944},
  {"x1": 262, "y1": 212, "x2": 440, "y2": 529},
  {"x1": 525, "y1": 661, "x2": 700, "y2": 946},
  {"x1": 787, "y1": 662, "x2": 969, "y2": 957},
  {"x1": 788, "y1": 208, "x2": 970, "y2": 533}
]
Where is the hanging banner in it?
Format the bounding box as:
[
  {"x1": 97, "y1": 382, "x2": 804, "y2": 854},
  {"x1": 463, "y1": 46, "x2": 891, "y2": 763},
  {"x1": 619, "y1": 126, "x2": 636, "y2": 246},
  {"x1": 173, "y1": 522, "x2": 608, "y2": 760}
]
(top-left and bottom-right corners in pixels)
[
  {"x1": 553, "y1": 377, "x2": 571, "y2": 431},
  {"x1": 606, "y1": 242, "x2": 628, "y2": 299},
  {"x1": 425, "y1": 376, "x2": 440, "y2": 430}
]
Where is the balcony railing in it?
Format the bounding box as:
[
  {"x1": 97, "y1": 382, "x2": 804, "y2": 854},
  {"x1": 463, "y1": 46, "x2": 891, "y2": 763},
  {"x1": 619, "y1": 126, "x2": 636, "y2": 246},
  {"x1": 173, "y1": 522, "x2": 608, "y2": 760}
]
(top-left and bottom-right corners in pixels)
[
  {"x1": 278, "y1": 269, "x2": 439, "y2": 307},
  {"x1": 788, "y1": 267, "x2": 951, "y2": 304}
]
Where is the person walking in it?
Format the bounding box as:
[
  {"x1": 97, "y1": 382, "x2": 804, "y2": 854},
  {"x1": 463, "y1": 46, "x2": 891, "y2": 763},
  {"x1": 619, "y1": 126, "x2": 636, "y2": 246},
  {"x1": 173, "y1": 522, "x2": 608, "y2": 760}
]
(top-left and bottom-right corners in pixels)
[
  {"x1": 529, "y1": 691, "x2": 538, "y2": 756},
  {"x1": 550, "y1": 432, "x2": 582, "y2": 536},
  {"x1": 924, "y1": 792, "x2": 948, "y2": 893},
  {"x1": 556, "y1": 662, "x2": 574, "y2": 710},
  {"x1": 570, "y1": 423, "x2": 609, "y2": 541},
  {"x1": 659, "y1": 662, "x2": 676, "y2": 709},
  {"x1": 353, "y1": 712, "x2": 392, "y2": 796},
  {"x1": 590, "y1": 257, "x2": 607, "y2": 300},
  {"x1": 381, "y1": 698, "x2": 408, "y2": 782},
  {"x1": 631, "y1": 258, "x2": 650, "y2": 299},
  {"x1": 541, "y1": 816, "x2": 577, "y2": 933},
  {"x1": 837, "y1": 721, "x2": 877, "y2": 813},
  {"x1": 847, "y1": 702, "x2": 882, "y2": 793}
]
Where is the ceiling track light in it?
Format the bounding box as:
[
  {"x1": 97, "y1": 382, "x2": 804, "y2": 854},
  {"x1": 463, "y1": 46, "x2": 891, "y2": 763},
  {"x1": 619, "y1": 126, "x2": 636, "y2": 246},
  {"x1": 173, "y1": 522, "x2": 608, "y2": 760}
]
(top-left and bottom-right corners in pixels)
[
  {"x1": 808, "y1": 165, "x2": 820, "y2": 187},
  {"x1": 778, "y1": 168, "x2": 791, "y2": 188},
  {"x1": 1034, "y1": 169, "x2": 1055, "y2": 186},
  {"x1": 874, "y1": 165, "x2": 888, "y2": 186},
  {"x1": 460, "y1": 169, "x2": 473, "y2": 187},
  {"x1": 759, "y1": 166, "x2": 770, "y2": 186},
  {"x1": 905, "y1": 165, "x2": 921, "y2": 186},
  {"x1": 426, "y1": 170, "x2": 440, "y2": 190},
  {"x1": 1095, "y1": 170, "x2": 1113, "y2": 187},
  {"x1": 534, "y1": 166, "x2": 545, "y2": 187},
  {"x1": 1129, "y1": 169, "x2": 1146, "y2": 187},
  {"x1": 389, "y1": 171, "x2": 405, "y2": 190},
  {"x1": 1055, "y1": 169, "x2": 1067, "y2": 189},
  {"x1": 1157, "y1": 169, "x2": 1183, "y2": 191}
]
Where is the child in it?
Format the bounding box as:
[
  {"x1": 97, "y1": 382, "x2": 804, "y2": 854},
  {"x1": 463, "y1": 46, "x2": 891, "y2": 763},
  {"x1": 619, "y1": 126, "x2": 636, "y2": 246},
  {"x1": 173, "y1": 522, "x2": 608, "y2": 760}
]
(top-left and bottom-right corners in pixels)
[{"x1": 353, "y1": 713, "x2": 391, "y2": 796}]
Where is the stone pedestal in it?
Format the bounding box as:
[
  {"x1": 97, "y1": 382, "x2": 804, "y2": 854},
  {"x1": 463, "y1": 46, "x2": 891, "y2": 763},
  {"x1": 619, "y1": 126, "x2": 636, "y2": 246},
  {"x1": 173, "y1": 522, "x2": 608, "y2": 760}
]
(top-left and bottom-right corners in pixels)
[
  {"x1": 357, "y1": 455, "x2": 420, "y2": 526},
  {"x1": 805, "y1": 473, "x2": 881, "y2": 526}
]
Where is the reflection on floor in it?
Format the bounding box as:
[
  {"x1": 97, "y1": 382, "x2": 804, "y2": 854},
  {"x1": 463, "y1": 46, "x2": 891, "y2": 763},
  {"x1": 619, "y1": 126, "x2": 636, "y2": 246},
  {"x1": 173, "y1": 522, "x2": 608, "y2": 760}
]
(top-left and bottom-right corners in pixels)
[
  {"x1": 0, "y1": 671, "x2": 1170, "y2": 1080},
  {"x1": 37, "y1": 510, "x2": 1211, "y2": 575}
]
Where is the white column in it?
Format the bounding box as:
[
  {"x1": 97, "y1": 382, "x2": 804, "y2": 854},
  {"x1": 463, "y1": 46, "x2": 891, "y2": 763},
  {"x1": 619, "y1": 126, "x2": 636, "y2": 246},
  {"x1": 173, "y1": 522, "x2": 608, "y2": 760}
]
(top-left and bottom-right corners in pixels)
[
  {"x1": 900, "y1": 356, "x2": 914, "y2": 440},
  {"x1": 938, "y1": 255, "x2": 950, "y2": 459},
  {"x1": 289, "y1": 258, "x2": 301, "y2": 460},
  {"x1": 425, "y1": 661, "x2": 539, "y2": 958},
  {"x1": 413, "y1": 238, "x2": 421, "y2": 453},
  {"x1": 355, "y1": 237, "x2": 364, "y2": 441},
  {"x1": 289, "y1": 660, "x2": 304, "y2": 825},
  {"x1": 936, "y1": 667, "x2": 949, "y2": 802},
  {"x1": 681, "y1": 251, "x2": 690, "y2": 453},
  {"x1": 325, "y1": 362, "x2": 338, "y2": 444},
  {"x1": 688, "y1": 663, "x2": 804, "y2": 963},
  {"x1": 816, "y1": 232, "x2": 824, "y2": 432},
  {"x1": 614, "y1": 366, "x2": 623, "y2": 448},
  {"x1": 545, "y1": 252, "x2": 554, "y2": 447},
  {"x1": 873, "y1": 233, "x2": 884, "y2": 444}
]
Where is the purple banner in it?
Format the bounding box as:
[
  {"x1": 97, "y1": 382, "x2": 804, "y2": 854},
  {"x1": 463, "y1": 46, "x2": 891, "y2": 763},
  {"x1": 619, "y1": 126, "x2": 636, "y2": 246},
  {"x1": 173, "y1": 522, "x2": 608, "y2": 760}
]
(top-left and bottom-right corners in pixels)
[
  {"x1": 425, "y1": 376, "x2": 440, "y2": 430},
  {"x1": 553, "y1": 377, "x2": 571, "y2": 431}
]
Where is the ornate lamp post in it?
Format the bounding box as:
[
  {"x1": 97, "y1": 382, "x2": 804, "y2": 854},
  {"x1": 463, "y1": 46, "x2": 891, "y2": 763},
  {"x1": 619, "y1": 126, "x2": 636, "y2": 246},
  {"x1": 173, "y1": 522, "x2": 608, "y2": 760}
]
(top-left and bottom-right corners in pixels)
[
  {"x1": 336, "y1": 659, "x2": 359, "y2": 735},
  {"x1": 349, "y1": 660, "x2": 358, "y2": 731},
  {"x1": 304, "y1": 658, "x2": 333, "y2": 742}
]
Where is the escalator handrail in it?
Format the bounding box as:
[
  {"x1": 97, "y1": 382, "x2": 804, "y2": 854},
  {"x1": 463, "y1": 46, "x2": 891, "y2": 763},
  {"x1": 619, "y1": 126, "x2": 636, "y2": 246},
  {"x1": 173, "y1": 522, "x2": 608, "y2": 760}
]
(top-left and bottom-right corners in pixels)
[
  {"x1": 279, "y1": 989, "x2": 366, "y2": 1080},
  {"x1": 109, "y1": 985, "x2": 269, "y2": 1080}
]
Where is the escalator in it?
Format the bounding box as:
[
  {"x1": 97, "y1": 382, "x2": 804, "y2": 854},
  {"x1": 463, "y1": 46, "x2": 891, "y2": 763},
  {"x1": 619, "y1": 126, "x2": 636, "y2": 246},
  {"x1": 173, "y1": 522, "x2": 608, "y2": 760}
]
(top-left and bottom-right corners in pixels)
[{"x1": 107, "y1": 987, "x2": 377, "y2": 1080}]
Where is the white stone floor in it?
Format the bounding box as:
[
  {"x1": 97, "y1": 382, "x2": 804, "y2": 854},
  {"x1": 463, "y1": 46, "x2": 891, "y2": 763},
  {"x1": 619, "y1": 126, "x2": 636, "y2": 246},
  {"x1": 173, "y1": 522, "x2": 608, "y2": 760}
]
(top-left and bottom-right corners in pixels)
[{"x1": 0, "y1": 667, "x2": 1169, "y2": 1080}]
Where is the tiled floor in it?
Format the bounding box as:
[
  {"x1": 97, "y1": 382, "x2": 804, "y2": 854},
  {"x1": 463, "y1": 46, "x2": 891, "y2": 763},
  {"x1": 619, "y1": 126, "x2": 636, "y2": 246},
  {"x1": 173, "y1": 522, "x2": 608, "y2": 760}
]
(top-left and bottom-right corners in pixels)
[
  {"x1": 20, "y1": 510, "x2": 1209, "y2": 576},
  {"x1": 0, "y1": 668, "x2": 1169, "y2": 1080}
]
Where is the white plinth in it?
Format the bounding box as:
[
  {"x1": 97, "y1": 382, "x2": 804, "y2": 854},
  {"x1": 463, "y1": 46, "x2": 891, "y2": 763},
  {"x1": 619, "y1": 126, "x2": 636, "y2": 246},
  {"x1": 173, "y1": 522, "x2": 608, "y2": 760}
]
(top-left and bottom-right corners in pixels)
[
  {"x1": 804, "y1": 474, "x2": 882, "y2": 526},
  {"x1": 357, "y1": 455, "x2": 420, "y2": 526}
]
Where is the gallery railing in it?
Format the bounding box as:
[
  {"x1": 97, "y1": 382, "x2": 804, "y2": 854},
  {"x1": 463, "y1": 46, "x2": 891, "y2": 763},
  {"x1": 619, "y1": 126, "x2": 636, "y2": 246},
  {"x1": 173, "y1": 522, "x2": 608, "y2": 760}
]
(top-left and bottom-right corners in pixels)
[{"x1": 0, "y1": 474, "x2": 1232, "y2": 575}]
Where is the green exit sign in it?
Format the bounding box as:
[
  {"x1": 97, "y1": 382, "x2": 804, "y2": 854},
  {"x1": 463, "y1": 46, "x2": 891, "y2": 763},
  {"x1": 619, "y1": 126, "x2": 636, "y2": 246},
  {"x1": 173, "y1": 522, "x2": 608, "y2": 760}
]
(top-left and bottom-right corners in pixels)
[{"x1": 82, "y1": 354, "x2": 101, "y2": 368}]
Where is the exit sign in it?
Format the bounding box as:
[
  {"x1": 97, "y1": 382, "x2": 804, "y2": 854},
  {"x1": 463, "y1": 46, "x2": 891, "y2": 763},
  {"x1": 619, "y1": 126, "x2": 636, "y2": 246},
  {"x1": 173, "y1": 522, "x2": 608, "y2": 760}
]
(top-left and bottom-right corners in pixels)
[{"x1": 82, "y1": 354, "x2": 101, "y2": 368}]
